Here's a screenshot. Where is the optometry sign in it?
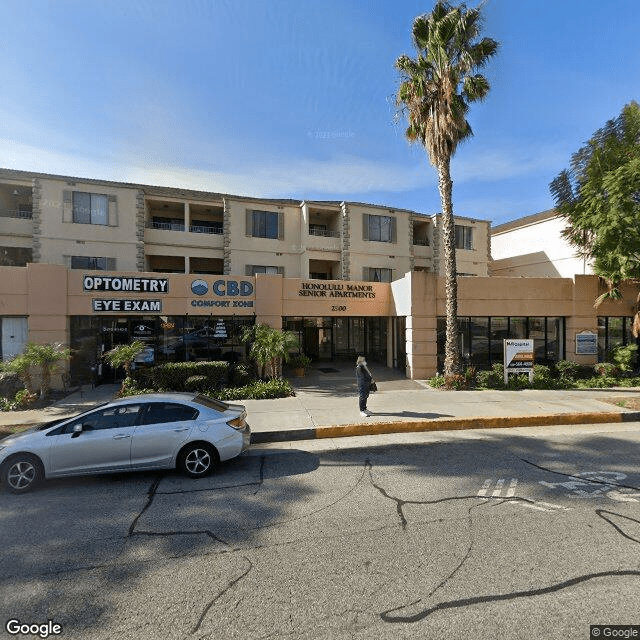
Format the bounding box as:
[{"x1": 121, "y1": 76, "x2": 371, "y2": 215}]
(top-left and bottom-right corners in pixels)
[
  {"x1": 504, "y1": 339, "x2": 534, "y2": 384},
  {"x1": 84, "y1": 275, "x2": 169, "y2": 292}
]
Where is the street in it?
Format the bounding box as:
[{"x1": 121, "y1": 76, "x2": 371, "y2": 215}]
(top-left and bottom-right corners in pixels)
[{"x1": 2, "y1": 422, "x2": 640, "y2": 639}]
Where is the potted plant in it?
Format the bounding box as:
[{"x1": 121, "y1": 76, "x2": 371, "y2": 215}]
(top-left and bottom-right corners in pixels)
[{"x1": 288, "y1": 353, "x2": 311, "y2": 377}]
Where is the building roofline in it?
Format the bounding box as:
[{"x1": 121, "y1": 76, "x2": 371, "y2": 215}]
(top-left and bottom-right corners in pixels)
[{"x1": 492, "y1": 209, "x2": 558, "y2": 234}]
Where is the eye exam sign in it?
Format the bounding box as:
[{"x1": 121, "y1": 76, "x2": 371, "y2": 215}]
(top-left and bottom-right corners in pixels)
[{"x1": 84, "y1": 276, "x2": 169, "y2": 313}]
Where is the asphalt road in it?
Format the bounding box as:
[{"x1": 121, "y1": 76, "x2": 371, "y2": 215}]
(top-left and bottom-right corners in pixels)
[{"x1": 2, "y1": 423, "x2": 640, "y2": 640}]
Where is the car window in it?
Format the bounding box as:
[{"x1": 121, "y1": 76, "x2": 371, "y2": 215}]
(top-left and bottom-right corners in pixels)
[
  {"x1": 139, "y1": 402, "x2": 199, "y2": 426},
  {"x1": 62, "y1": 405, "x2": 142, "y2": 433}
]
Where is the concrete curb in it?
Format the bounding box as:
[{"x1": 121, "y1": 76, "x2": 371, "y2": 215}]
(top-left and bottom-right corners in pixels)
[{"x1": 250, "y1": 411, "x2": 640, "y2": 444}]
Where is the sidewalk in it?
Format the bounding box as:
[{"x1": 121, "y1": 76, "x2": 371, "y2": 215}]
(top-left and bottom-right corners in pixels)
[{"x1": 1, "y1": 364, "x2": 640, "y2": 442}]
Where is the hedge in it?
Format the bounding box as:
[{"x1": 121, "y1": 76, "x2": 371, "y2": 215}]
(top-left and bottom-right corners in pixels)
[{"x1": 132, "y1": 361, "x2": 230, "y2": 392}]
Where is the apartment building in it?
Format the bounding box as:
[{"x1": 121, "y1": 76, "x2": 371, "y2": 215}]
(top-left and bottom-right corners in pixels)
[
  {"x1": 491, "y1": 209, "x2": 594, "y2": 278},
  {"x1": 3, "y1": 168, "x2": 634, "y2": 382},
  {"x1": 0, "y1": 168, "x2": 490, "y2": 280}
]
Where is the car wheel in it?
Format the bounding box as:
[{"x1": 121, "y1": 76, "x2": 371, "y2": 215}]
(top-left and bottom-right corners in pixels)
[
  {"x1": 2, "y1": 454, "x2": 44, "y2": 494},
  {"x1": 178, "y1": 443, "x2": 216, "y2": 478}
]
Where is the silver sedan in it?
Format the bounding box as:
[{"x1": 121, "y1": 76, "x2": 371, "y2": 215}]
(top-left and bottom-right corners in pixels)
[{"x1": 0, "y1": 393, "x2": 251, "y2": 493}]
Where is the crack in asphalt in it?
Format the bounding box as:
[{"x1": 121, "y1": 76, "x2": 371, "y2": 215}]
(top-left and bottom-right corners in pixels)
[
  {"x1": 380, "y1": 570, "x2": 640, "y2": 623},
  {"x1": 596, "y1": 509, "x2": 640, "y2": 544},
  {"x1": 365, "y1": 459, "x2": 554, "y2": 530},
  {"x1": 128, "y1": 474, "x2": 163, "y2": 536},
  {"x1": 518, "y1": 457, "x2": 640, "y2": 492},
  {"x1": 191, "y1": 557, "x2": 253, "y2": 634}
]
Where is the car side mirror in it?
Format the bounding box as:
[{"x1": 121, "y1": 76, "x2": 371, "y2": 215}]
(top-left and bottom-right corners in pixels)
[{"x1": 71, "y1": 424, "x2": 83, "y2": 438}]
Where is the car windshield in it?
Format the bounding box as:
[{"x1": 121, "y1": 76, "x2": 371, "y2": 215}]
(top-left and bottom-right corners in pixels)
[{"x1": 193, "y1": 394, "x2": 229, "y2": 412}]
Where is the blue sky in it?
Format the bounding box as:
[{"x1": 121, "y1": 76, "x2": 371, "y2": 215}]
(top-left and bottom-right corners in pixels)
[{"x1": 0, "y1": 0, "x2": 638, "y2": 225}]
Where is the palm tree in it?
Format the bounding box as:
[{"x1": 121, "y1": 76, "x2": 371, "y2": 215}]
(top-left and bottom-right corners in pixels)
[
  {"x1": 241, "y1": 324, "x2": 299, "y2": 379},
  {"x1": 24, "y1": 342, "x2": 71, "y2": 399},
  {"x1": 103, "y1": 340, "x2": 146, "y2": 391},
  {"x1": 395, "y1": 1, "x2": 498, "y2": 377}
]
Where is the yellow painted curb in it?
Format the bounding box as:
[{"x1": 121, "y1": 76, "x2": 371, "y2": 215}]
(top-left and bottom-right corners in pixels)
[{"x1": 315, "y1": 411, "x2": 625, "y2": 439}]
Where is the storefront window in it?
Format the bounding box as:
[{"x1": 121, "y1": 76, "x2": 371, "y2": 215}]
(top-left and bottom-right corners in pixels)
[
  {"x1": 436, "y1": 316, "x2": 566, "y2": 372},
  {"x1": 597, "y1": 317, "x2": 637, "y2": 362}
]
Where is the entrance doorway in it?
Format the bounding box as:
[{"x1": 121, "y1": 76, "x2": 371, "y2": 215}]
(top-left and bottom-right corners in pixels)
[{"x1": 283, "y1": 317, "x2": 392, "y2": 364}]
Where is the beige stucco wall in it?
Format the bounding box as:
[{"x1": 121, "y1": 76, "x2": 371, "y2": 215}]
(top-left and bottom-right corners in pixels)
[
  {"x1": 37, "y1": 178, "x2": 140, "y2": 271},
  {"x1": 226, "y1": 199, "x2": 305, "y2": 277},
  {"x1": 1, "y1": 264, "x2": 635, "y2": 383},
  {"x1": 491, "y1": 216, "x2": 593, "y2": 278},
  {"x1": 348, "y1": 204, "x2": 412, "y2": 281}
]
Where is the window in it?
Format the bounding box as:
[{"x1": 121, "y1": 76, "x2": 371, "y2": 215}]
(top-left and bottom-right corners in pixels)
[
  {"x1": 246, "y1": 265, "x2": 284, "y2": 276},
  {"x1": 365, "y1": 214, "x2": 396, "y2": 243},
  {"x1": 309, "y1": 272, "x2": 329, "y2": 280},
  {"x1": 140, "y1": 402, "x2": 199, "y2": 425},
  {"x1": 248, "y1": 210, "x2": 281, "y2": 239},
  {"x1": 64, "y1": 405, "x2": 142, "y2": 432},
  {"x1": 366, "y1": 267, "x2": 392, "y2": 282},
  {"x1": 455, "y1": 225, "x2": 473, "y2": 250},
  {"x1": 70, "y1": 256, "x2": 114, "y2": 270},
  {"x1": 73, "y1": 192, "x2": 108, "y2": 225}
]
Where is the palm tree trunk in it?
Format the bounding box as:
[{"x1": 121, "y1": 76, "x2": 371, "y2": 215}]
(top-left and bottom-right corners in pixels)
[{"x1": 438, "y1": 157, "x2": 461, "y2": 377}]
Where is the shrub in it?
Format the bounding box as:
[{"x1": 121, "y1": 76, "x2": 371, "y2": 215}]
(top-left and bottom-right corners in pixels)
[
  {"x1": 288, "y1": 353, "x2": 311, "y2": 369},
  {"x1": 554, "y1": 360, "x2": 581, "y2": 381},
  {"x1": 185, "y1": 375, "x2": 210, "y2": 392},
  {"x1": 608, "y1": 344, "x2": 638, "y2": 374},
  {"x1": 444, "y1": 374, "x2": 468, "y2": 390},
  {"x1": 210, "y1": 378, "x2": 294, "y2": 400},
  {"x1": 230, "y1": 364, "x2": 253, "y2": 387},
  {"x1": 594, "y1": 362, "x2": 618, "y2": 378},
  {"x1": 532, "y1": 364, "x2": 560, "y2": 389},
  {"x1": 428, "y1": 374, "x2": 446, "y2": 388},
  {"x1": 146, "y1": 361, "x2": 230, "y2": 391}
]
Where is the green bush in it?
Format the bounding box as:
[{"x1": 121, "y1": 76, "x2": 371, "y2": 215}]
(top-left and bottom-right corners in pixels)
[
  {"x1": 141, "y1": 361, "x2": 230, "y2": 391},
  {"x1": 554, "y1": 360, "x2": 581, "y2": 381},
  {"x1": 608, "y1": 344, "x2": 638, "y2": 374},
  {"x1": 230, "y1": 364, "x2": 253, "y2": 387},
  {"x1": 428, "y1": 374, "x2": 446, "y2": 388},
  {"x1": 210, "y1": 378, "x2": 294, "y2": 400},
  {"x1": 184, "y1": 375, "x2": 210, "y2": 392},
  {"x1": 288, "y1": 353, "x2": 311, "y2": 369},
  {"x1": 594, "y1": 362, "x2": 618, "y2": 378}
]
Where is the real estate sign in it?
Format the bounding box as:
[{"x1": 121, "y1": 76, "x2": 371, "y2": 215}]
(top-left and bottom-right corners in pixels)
[{"x1": 504, "y1": 339, "x2": 534, "y2": 383}]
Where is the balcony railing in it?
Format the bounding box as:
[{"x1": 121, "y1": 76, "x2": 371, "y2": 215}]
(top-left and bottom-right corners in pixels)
[
  {"x1": 190, "y1": 224, "x2": 223, "y2": 235},
  {"x1": 0, "y1": 209, "x2": 33, "y2": 220},
  {"x1": 413, "y1": 238, "x2": 430, "y2": 246},
  {"x1": 308, "y1": 228, "x2": 340, "y2": 238},
  {"x1": 146, "y1": 221, "x2": 223, "y2": 234}
]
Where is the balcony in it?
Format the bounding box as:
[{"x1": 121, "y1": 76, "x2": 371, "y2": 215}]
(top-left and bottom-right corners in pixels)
[
  {"x1": 0, "y1": 208, "x2": 33, "y2": 220},
  {"x1": 309, "y1": 227, "x2": 340, "y2": 238}
]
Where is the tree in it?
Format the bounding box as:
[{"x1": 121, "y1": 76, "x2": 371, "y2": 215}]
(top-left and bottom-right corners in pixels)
[
  {"x1": 241, "y1": 324, "x2": 299, "y2": 379},
  {"x1": 24, "y1": 342, "x2": 71, "y2": 399},
  {"x1": 395, "y1": 1, "x2": 498, "y2": 377},
  {"x1": 0, "y1": 353, "x2": 35, "y2": 396},
  {"x1": 550, "y1": 101, "x2": 640, "y2": 336},
  {"x1": 103, "y1": 340, "x2": 146, "y2": 390}
]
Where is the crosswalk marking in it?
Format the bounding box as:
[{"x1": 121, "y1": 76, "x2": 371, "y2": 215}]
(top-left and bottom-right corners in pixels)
[
  {"x1": 477, "y1": 478, "x2": 517, "y2": 498},
  {"x1": 476, "y1": 478, "x2": 572, "y2": 513}
]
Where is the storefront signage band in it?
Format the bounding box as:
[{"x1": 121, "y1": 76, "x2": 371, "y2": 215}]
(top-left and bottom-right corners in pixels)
[
  {"x1": 92, "y1": 299, "x2": 162, "y2": 312},
  {"x1": 84, "y1": 276, "x2": 169, "y2": 293},
  {"x1": 298, "y1": 282, "x2": 376, "y2": 299}
]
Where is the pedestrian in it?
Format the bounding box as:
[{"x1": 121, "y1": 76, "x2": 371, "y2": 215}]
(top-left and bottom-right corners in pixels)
[{"x1": 356, "y1": 355, "x2": 373, "y2": 417}]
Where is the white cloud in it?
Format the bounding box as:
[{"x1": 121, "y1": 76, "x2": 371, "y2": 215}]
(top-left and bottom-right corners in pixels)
[
  {"x1": 452, "y1": 144, "x2": 566, "y2": 182},
  {"x1": 0, "y1": 138, "x2": 433, "y2": 197}
]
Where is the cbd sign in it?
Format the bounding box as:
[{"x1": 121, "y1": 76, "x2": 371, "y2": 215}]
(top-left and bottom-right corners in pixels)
[{"x1": 191, "y1": 279, "x2": 254, "y2": 297}]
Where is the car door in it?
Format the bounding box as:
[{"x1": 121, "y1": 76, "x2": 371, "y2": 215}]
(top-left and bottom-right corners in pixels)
[
  {"x1": 48, "y1": 404, "x2": 143, "y2": 476},
  {"x1": 130, "y1": 402, "x2": 199, "y2": 468}
]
